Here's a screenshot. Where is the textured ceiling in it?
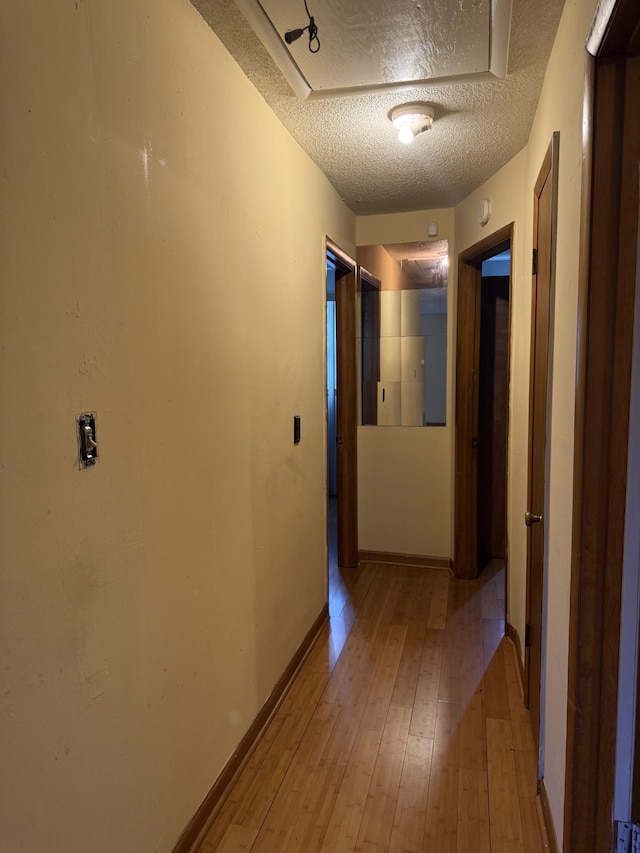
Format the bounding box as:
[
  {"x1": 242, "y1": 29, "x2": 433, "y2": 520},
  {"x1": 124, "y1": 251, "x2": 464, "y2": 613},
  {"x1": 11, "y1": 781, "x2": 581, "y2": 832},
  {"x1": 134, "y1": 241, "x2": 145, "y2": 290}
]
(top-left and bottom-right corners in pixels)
[
  {"x1": 274, "y1": 0, "x2": 490, "y2": 91},
  {"x1": 191, "y1": 0, "x2": 566, "y2": 215},
  {"x1": 237, "y1": 0, "x2": 506, "y2": 96},
  {"x1": 384, "y1": 240, "x2": 449, "y2": 288},
  {"x1": 382, "y1": 240, "x2": 449, "y2": 290}
]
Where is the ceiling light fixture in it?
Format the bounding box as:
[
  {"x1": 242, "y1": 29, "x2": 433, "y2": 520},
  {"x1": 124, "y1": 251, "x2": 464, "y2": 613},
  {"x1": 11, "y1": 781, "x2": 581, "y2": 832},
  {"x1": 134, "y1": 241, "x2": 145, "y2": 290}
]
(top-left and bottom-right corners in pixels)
[
  {"x1": 284, "y1": 0, "x2": 320, "y2": 54},
  {"x1": 390, "y1": 103, "x2": 435, "y2": 144}
]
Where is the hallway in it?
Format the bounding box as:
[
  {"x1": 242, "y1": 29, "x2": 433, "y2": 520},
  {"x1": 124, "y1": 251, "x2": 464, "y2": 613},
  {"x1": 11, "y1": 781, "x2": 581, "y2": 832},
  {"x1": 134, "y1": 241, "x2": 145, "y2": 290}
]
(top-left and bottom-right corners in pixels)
[{"x1": 196, "y1": 559, "x2": 548, "y2": 852}]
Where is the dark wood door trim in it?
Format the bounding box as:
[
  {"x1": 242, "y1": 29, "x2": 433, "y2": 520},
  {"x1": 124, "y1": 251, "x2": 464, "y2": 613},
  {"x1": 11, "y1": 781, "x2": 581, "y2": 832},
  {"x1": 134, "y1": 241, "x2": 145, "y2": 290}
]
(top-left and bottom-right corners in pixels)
[
  {"x1": 454, "y1": 261, "x2": 481, "y2": 579},
  {"x1": 525, "y1": 133, "x2": 559, "y2": 749},
  {"x1": 454, "y1": 223, "x2": 514, "y2": 580},
  {"x1": 565, "y1": 1, "x2": 640, "y2": 848},
  {"x1": 327, "y1": 238, "x2": 359, "y2": 568},
  {"x1": 327, "y1": 237, "x2": 356, "y2": 270}
]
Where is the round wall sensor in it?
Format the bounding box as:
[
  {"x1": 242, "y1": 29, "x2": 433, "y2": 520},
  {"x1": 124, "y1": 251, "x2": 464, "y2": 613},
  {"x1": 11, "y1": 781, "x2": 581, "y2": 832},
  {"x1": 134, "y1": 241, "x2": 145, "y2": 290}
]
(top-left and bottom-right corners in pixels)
[{"x1": 478, "y1": 199, "x2": 491, "y2": 226}]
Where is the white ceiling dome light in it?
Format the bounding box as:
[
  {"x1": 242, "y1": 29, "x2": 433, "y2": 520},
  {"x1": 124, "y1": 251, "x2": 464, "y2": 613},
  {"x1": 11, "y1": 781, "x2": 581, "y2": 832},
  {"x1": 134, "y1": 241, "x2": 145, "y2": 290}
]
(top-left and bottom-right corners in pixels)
[{"x1": 390, "y1": 103, "x2": 435, "y2": 144}]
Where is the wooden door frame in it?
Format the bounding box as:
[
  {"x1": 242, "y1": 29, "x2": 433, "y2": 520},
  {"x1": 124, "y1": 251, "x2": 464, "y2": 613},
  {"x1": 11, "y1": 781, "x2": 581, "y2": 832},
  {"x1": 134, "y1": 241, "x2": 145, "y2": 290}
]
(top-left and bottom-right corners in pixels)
[
  {"x1": 564, "y1": 1, "x2": 640, "y2": 849},
  {"x1": 326, "y1": 238, "x2": 359, "y2": 568},
  {"x1": 454, "y1": 223, "x2": 514, "y2": 580},
  {"x1": 524, "y1": 134, "x2": 559, "y2": 757}
]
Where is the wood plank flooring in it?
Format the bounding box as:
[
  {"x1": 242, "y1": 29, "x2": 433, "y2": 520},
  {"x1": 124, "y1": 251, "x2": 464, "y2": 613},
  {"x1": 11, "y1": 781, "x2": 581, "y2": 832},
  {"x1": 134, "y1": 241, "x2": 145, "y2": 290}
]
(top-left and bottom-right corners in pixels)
[{"x1": 196, "y1": 557, "x2": 549, "y2": 853}]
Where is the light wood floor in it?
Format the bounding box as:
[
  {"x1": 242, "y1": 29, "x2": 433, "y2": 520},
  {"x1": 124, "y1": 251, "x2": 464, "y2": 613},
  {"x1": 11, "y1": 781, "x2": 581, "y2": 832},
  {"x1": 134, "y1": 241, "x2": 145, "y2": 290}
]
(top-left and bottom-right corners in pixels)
[{"x1": 197, "y1": 555, "x2": 549, "y2": 852}]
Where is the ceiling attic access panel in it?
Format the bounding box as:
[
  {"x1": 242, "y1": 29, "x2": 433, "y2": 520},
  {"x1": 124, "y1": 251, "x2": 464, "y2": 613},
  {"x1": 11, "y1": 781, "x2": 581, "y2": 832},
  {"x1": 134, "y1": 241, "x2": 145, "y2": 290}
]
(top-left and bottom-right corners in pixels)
[{"x1": 233, "y1": 0, "x2": 513, "y2": 99}]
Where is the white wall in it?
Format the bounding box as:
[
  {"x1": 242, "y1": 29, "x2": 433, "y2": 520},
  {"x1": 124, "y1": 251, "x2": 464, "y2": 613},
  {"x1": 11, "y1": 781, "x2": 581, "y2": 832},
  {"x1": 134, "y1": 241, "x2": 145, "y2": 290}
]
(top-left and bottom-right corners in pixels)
[
  {"x1": 455, "y1": 0, "x2": 599, "y2": 842},
  {"x1": 0, "y1": 2, "x2": 354, "y2": 851},
  {"x1": 356, "y1": 209, "x2": 454, "y2": 559}
]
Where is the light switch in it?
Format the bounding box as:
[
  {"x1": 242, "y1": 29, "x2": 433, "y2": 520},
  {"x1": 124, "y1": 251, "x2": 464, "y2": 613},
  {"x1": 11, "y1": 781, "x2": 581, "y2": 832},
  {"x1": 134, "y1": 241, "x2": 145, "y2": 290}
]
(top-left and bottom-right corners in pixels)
[{"x1": 77, "y1": 412, "x2": 98, "y2": 468}]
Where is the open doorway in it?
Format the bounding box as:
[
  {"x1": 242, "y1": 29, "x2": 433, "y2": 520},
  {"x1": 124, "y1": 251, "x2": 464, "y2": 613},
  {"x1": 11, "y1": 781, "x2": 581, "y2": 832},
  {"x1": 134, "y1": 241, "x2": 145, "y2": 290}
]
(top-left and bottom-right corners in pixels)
[
  {"x1": 477, "y1": 250, "x2": 511, "y2": 571},
  {"x1": 326, "y1": 257, "x2": 338, "y2": 572},
  {"x1": 326, "y1": 240, "x2": 358, "y2": 570},
  {"x1": 455, "y1": 223, "x2": 513, "y2": 582}
]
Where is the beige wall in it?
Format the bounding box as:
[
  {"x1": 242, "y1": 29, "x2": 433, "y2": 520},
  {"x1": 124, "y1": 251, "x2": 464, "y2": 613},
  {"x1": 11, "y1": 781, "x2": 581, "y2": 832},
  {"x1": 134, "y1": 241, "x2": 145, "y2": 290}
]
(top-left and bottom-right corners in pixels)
[
  {"x1": 455, "y1": 0, "x2": 598, "y2": 842},
  {"x1": 0, "y1": 1, "x2": 354, "y2": 851},
  {"x1": 0, "y1": 0, "x2": 604, "y2": 848},
  {"x1": 356, "y1": 210, "x2": 454, "y2": 558}
]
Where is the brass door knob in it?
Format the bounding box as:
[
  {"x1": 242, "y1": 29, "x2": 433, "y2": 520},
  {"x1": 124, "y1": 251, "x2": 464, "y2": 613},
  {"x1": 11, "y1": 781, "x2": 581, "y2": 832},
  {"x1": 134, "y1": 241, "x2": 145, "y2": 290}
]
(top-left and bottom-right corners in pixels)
[{"x1": 525, "y1": 511, "x2": 543, "y2": 527}]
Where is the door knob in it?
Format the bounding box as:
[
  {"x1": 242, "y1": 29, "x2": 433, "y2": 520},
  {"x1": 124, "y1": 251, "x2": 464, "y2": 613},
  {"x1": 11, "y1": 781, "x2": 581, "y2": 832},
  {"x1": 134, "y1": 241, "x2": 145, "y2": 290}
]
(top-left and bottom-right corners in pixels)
[{"x1": 525, "y1": 511, "x2": 542, "y2": 527}]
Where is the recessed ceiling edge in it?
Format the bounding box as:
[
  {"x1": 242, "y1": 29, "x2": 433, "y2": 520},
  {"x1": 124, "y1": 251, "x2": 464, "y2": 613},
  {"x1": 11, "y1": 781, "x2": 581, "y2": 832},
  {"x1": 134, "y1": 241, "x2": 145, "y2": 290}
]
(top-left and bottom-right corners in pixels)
[
  {"x1": 234, "y1": 0, "x2": 312, "y2": 100},
  {"x1": 233, "y1": 0, "x2": 513, "y2": 101}
]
